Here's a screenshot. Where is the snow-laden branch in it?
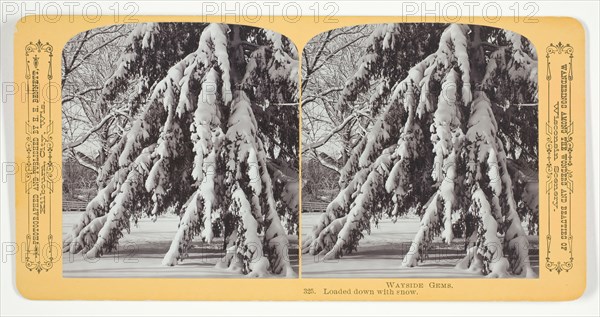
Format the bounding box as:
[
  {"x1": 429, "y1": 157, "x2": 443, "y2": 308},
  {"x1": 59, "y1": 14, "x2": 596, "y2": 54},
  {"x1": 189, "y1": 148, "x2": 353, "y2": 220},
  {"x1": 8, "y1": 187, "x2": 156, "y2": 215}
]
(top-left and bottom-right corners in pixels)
[
  {"x1": 69, "y1": 149, "x2": 99, "y2": 173},
  {"x1": 302, "y1": 113, "x2": 357, "y2": 153},
  {"x1": 311, "y1": 150, "x2": 341, "y2": 174},
  {"x1": 304, "y1": 23, "x2": 538, "y2": 278},
  {"x1": 62, "y1": 113, "x2": 116, "y2": 151}
]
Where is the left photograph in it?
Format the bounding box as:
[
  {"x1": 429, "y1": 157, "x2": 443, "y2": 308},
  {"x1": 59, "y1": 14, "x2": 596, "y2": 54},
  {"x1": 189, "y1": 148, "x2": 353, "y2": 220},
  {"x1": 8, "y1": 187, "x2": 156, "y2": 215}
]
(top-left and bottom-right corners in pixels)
[{"x1": 61, "y1": 23, "x2": 299, "y2": 278}]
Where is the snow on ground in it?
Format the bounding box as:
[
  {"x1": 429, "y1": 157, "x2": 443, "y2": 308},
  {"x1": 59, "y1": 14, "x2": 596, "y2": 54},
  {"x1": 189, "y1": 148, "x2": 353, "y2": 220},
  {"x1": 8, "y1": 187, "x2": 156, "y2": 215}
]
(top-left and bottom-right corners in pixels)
[
  {"x1": 62, "y1": 212, "x2": 299, "y2": 278},
  {"x1": 301, "y1": 212, "x2": 539, "y2": 278}
]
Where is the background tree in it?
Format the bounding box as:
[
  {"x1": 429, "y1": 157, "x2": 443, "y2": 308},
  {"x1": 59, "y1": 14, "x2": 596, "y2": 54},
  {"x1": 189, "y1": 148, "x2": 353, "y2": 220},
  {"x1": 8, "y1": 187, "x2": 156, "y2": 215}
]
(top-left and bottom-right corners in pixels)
[
  {"x1": 62, "y1": 24, "x2": 133, "y2": 175},
  {"x1": 63, "y1": 23, "x2": 299, "y2": 277},
  {"x1": 302, "y1": 25, "x2": 373, "y2": 173},
  {"x1": 302, "y1": 23, "x2": 538, "y2": 278},
  {"x1": 301, "y1": 157, "x2": 340, "y2": 202}
]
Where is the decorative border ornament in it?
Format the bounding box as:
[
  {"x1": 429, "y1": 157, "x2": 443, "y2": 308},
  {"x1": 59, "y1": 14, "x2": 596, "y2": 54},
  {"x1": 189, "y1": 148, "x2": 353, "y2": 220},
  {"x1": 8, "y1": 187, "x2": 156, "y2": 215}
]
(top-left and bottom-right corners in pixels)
[
  {"x1": 24, "y1": 40, "x2": 56, "y2": 273},
  {"x1": 544, "y1": 42, "x2": 574, "y2": 274}
]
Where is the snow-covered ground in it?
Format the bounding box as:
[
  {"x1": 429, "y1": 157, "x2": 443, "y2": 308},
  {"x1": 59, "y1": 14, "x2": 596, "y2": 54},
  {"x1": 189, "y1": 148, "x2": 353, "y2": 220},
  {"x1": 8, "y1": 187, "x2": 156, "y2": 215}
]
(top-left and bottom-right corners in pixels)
[
  {"x1": 301, "y1": 212, "x2": 539, "y2": 278},
  {"x1": 62, "y1": 212, "x2": 299, "y2": 278}
]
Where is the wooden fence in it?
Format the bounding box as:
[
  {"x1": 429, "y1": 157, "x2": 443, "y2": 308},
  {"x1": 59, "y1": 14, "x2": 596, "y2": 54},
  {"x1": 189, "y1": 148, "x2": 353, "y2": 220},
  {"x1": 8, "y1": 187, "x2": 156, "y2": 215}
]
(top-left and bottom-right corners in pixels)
[
  {"x1": 63, "y1": 200, "x2": 87, "y2": 212},
  {"x1": 302, "y1": 201, "x2": 329, "y2": 213}
]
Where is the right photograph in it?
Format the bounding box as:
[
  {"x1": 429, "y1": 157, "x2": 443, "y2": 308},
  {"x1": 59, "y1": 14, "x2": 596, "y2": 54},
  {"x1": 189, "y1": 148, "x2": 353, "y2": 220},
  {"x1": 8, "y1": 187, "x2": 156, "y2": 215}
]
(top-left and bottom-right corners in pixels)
[{"x1": 301, "y1": 23, "x2": 539, "y2": 278}]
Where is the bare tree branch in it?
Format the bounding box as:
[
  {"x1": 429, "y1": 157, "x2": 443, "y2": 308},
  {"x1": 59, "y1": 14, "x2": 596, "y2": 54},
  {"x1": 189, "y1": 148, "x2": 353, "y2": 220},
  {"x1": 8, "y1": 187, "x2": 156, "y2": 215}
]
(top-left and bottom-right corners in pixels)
[
  {"x1": 62, "y1": 113, "x2": 116, "y2": 151},
  {"x1": 302, "y1": 113, "x2": 357, "y2": 153},
  {"x1": 62, "y1": 86, "x2": 104, "y2": 104}
]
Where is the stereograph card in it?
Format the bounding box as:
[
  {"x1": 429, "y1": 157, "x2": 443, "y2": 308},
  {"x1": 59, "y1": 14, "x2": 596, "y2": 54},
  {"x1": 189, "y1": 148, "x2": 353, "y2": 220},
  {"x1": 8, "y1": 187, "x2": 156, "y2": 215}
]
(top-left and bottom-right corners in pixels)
[{"x1": 10, "y1": 15, "x2": 586, "y2": 301}]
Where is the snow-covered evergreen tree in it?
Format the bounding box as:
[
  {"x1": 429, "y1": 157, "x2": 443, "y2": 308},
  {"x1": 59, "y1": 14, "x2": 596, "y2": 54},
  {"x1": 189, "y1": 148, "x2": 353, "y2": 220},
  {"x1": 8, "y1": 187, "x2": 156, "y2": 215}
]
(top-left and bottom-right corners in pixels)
[
  {"x1": 63, "y1": 23, "x2": 299, "y2": 277},
  {"x1": 302, "y1": 23, "x2": 538, "y2": 278}
]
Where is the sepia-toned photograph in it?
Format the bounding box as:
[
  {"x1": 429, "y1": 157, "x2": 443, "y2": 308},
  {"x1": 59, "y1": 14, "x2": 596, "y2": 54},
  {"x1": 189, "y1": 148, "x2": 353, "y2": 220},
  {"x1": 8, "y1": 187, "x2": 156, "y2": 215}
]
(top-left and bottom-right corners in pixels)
[
  {"x1": 5, "y1": 1, "x2": 597, "y2": 307},
  {"x1": 61, "y1": 22, "x2": 300, "y2": 278},
  {"x1": 301, "y1": 23, "x2": 539, "y2": 278}
]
